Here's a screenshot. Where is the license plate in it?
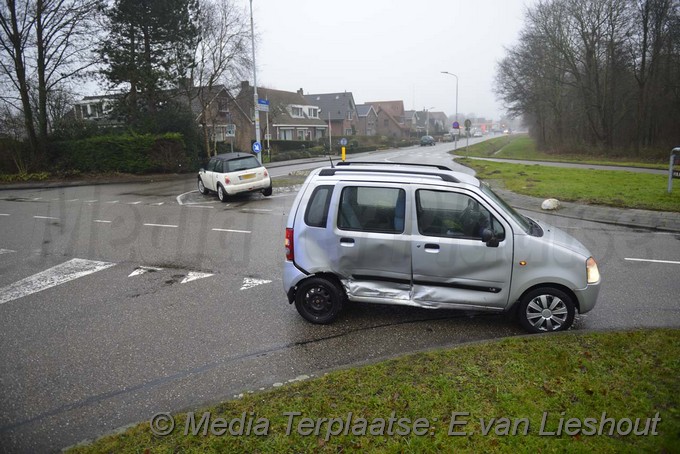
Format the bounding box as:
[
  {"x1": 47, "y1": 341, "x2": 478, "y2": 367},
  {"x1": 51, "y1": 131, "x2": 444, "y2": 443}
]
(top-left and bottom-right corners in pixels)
[{"x1": 240, "y1": 173, "x2": 255, "y2": 180}]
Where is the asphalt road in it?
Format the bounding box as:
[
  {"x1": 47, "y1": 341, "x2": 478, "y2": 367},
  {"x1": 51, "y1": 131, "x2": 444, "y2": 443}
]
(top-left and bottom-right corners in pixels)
[{"x1": 0, "y1": 142, "x2": 679, "y2": 452}]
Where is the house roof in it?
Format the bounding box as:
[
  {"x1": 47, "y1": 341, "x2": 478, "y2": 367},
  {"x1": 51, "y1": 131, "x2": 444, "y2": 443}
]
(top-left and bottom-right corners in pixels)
[
  {"x1": 366, "y1": 101, "x2": 405, "y2": 120},
  {"x1": 304, "y1": 92, "x2": 356, "y2": 121},
  {"x1": 237, "y1": 83, "x2": 327, "y2": 127},
  {"x1": 356, "y1": 104, "x2": 376, "y2": 117}
]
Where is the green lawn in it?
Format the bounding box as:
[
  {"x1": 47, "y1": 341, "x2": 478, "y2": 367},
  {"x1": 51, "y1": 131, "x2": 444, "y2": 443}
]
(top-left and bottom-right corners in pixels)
[
  {"x1": 452, "y1": 135, "x2": 668, "y2": 170},
  {"x1": 69, "y1": 329, "x2": 679, "y2": 453},
  {"x1": 461, "y1": 158, "x2": 680, "y2": 212}
]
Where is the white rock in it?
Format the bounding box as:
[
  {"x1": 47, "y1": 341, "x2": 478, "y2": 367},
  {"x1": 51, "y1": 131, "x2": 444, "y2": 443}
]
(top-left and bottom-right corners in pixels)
[{"x1": 541, "y1": 198, "x2": 560, "y2": 210}]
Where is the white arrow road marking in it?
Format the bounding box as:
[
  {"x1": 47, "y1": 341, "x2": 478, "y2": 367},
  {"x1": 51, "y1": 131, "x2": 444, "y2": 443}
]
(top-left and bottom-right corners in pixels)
[
  {"x1": 128, "y1": 266, "x2": 163, "y2": 277},
  {"x1": 625, "y1": 258, "x2": 680, "y2": 265},
  {"x1": 180, "y1": 272, "x2": 214, "y2": 284},
  {"x1": 0, "y1": 258, "x2": 115, "y2": 305},
  {"x1": 0, "y1": 249, "x2": 16, "y2": 254},
  {"x1": 240, "y1": 277, "x2": 272, "y2": 291}
]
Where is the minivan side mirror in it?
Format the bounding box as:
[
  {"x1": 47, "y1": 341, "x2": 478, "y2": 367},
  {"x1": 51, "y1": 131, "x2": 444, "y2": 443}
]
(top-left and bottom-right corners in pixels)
[{"x1": 481, "y1": 228, "x2": 500, "y2": 248}]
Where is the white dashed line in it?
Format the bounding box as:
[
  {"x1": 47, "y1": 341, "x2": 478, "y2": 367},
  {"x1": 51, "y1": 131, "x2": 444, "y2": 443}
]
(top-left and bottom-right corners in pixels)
[
  {"x1": 186, "y1": 205, "x2": 214, "y2": 209},
  {"x1": 106, "y1": 200, "x2": 119, "y2": 204},
  {"x1": 150, "y1": 202, "x2": 165, "y2": 206},
  {"x1": 127, "y1": 201, "x2": 142, "y2": 205},
  {"x1": 241, "y1": 208, "x2": 273, "y2": 212},
  {"x1": 31, "y1": 197, "x2": 43, "y2": 201},
  {"x1": 625, "y1": 258, "x2": 680, "y2": 265},
  {"x1": 0, "y1": 249, "x2": 16, "y2": 254},
  {"x1": 143, "y1": 223, "x2": 178, "y2": 228},
  {"x1": 65, "y1": 199, "x2": 79, "y2": 202},
  {"x1": 93, "y1": 220, "x2": 112, "y2": 224},
  {"x1": 34, "y1": 216, "x2": 59, "y2": 220},
  {"x1": 84, "y1": 200, "x2": 98, "y2": 203},
  {"x1": 212, "y1": 228, "x2": 251, "y2": 234},
  {"x1": 0, "y1": 213, "x2": 9, "y2": 216}
]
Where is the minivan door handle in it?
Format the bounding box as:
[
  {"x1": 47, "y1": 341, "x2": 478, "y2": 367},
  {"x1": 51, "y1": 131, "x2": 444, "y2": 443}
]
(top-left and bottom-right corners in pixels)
[
  {"x1": 424, "y1": 243, "x2": 440, "y2": 253},
  {"x1": 340, "y1": 237, "x2": 355, "y2": 247}
]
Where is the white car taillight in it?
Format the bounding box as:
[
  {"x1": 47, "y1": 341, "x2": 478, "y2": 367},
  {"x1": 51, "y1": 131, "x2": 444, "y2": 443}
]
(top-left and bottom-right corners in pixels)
[{"x1": 285, "y1": 228, "x2": 294, "y2": 261}]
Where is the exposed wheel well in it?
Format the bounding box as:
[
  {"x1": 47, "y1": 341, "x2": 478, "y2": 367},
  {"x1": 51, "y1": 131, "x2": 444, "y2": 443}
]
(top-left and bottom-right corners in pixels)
[{"x1": 289, "y1": 273, "x2": 347, "y2": 304}]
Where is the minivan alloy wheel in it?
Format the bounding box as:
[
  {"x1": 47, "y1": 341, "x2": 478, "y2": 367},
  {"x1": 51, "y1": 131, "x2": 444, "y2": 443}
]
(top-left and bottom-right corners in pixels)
[{"x1": 518, "y1": 287, "x2": 575, "y2": 333}]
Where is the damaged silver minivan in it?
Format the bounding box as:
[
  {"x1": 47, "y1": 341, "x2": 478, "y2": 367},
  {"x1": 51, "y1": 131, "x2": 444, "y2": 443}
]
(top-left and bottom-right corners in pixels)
[{"x1": 283, "y1": 162, "x2": 601, "y2": 333}]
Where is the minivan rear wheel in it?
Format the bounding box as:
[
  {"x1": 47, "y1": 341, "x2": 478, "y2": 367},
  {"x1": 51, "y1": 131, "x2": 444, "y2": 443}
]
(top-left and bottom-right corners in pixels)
[
  {"x1": 518, "y1": 287, "x2": 575, "y2": 333},
  {"x1": 295, "y1": 277, "x2": 343, "y2": 324}
]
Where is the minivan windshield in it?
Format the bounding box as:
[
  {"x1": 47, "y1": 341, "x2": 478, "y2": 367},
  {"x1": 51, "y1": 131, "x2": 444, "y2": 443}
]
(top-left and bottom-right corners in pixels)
[{"x1": 480, "y1": 183, "x2": 531, "y2": 233}]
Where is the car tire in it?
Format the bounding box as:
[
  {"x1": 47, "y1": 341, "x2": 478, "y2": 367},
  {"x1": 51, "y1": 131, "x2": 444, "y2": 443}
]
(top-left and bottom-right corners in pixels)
[
  {"x1": 262, "y1": 183, "x2": 273, "y2": 197},
  {"x1": 294, "y1": 277, "x2": 344, "y2": 324},
  {"x1": 197, "y1": 178, "x2": 208, "y2": 195},
  {"x1": 217, "y1": 184, "x2": 228, "y2": 203},
  {"x1": 517, "y1": 287, "x2": 576, "y2": 333}
]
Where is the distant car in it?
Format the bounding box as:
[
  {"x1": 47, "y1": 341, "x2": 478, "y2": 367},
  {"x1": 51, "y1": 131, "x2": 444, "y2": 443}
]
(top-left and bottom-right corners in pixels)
[
  {"x1": 420, "y1": 135, "x2": 436, "y2": 146},
  {"x1": 442, "y1": 133, "x2": 453, "y2": 142},
  {"x1": 473, "y1": 130, "x2": 483, "y2": 137},
  {"x1": 197, "y1": 152, "x2": 272, "y2": 202}
]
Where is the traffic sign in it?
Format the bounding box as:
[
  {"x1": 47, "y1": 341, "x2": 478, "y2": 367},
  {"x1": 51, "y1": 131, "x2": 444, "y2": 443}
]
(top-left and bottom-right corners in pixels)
[
  {"x1": 257, "y1": 99, "x2": 269, "y2": 112},
  {"x1": 252, "y1": 141, "x2": 262, "y2": 153},
  {"x1": 452, "y1": 121, "x2": 460, "y2": 129},
  {"x1": 340, "y1": 138, "x2": 348, "y2": 146},
  {"x1": 225, "y1": 124, "x2": 236, "y2": 137},
  {"x1": 464, "y1": 119, "x2": 472, "y2": 128}
]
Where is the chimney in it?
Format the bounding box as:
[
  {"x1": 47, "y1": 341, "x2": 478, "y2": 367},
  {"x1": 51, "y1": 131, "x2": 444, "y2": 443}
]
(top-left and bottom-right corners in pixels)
[{"x1": 297, "y1": 88, "x2": 304, "y2": 95}]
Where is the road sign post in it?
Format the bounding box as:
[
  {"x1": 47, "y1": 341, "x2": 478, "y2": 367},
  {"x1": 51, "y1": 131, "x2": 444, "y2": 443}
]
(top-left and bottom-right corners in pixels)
[
  {"x1": 452, "y1": 121, "x2": 460, "y2": 151},
  {"x1": 669, "y1": 148, "x2": 680, "y2": 193},
  {"x1": 340, "y1": 138, "x2": 348, "y2": 161}
]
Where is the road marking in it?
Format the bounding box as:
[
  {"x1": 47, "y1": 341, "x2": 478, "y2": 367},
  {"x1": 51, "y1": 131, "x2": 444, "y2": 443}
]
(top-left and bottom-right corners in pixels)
[
  {"x1": 34, "y1": 216, "x2": 59, "y2": 220},
  {"x1": 187, "y1": 205, "x2": 214, "y2": 209},
  {"x1": 65, "y1": 199, "x2": 79, "y2": 202},
  {"x1": 180, "y1": 272, "x2": 213, "y2": 284},
  {"x1": 625, "y1": 258, "x2": 680, "y2": 265},
  {"x1": 31, "y1": 197, "x2": 43, "y2": 201},
  {"x1": 176, "y1": 189, "x2": 198, "y2": 206},
  {"x1": 184, "y1": 200, "x2": 219, "y2": 205},
  {"x1": 143, "y1": 223, "x2": 178, "y2": 228},
  {"x1": 105, "y1": 200, "x2": 119, "y2": 204},
  {"x1": 128, "y1": 266, "x2": 163, "y2": 277},
  {"x1": 84, "y1": 200, "x2": 98, "y2": 203},
  {"x1": 241, "y1": 208, "x2": 272, "y2": 212},
  {"x1": 150, "y1": 202, "x2": 164, "y2": 206},
  {"x1": 127, "y1": 201, "x2": 142, "y2": 205},
  {"x1": 0, "y1": 249, "x2": 16, "y2": 254},
  {"x1": 240, "y1": 277, "x2": 272, "y2": 290},
  {"x1": 93, "y1": 220, "x2": 112, "y2": 224},
  {"x1": 0, "y1": 258, "x2": 115, "y2": 305},
  {"x1": 0, "y1": 213, "x2": 10, "y2": 216},
  {"x1": 212, "y1": 228, "x2": 251, "y2": 234}
]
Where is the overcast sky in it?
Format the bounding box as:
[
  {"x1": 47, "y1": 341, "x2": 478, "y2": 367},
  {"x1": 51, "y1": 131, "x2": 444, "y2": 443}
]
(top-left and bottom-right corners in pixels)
[{"x1": 242, "y1": 0, "x2": 536, "y2": 121}]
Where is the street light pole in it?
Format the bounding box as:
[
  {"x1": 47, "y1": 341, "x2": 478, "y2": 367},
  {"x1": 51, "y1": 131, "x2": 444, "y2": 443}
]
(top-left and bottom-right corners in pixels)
[
  {"x1": 249, "y1": 0, "x2": 261, "y2": 162},
  {"x1": 441, "y1": 71, "x2": 458, "y2": 151},
  {"x1": 425, "y1": 106, "x2": 434, "y2": 136}
]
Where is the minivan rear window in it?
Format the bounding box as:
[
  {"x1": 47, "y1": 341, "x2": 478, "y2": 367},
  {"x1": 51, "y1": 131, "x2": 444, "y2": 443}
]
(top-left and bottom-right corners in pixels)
[{"x1": 304, "y1": 185, "x2": 333, "y2": 227}]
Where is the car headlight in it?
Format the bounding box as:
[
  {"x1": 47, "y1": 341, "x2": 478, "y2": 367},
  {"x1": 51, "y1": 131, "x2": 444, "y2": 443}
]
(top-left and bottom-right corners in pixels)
[{"x1": 586, "y1": 257, "x2": 600, "y2": 284}]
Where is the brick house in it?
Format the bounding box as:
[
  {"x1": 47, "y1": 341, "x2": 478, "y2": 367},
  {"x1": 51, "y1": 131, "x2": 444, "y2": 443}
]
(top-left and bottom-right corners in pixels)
[
  {"x1": 368, "y1": 101, "x2": 409, "y2": 138},
  {"x1": 356, "y1": 104, "x2": 378, "y2": 136},
  {"x1": 303, "y1": 91, "x2": 358, "y2": 137}
]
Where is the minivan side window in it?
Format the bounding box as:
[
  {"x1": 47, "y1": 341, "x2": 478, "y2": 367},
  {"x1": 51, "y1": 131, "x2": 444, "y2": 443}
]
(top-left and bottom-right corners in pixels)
[
  {"x1": 338, "y1": 186, "x2": 405, "y2": 234},
  {"x1": 304, "y1": 185, "x2": 333, "y2": 227},
  {"x1": 416, "y1": 189, "x2": 504, "y2": 240}
]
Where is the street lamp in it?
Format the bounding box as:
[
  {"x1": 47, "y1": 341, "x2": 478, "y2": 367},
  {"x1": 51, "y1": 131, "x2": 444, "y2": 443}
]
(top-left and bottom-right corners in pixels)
[
  {"x1": 424, "y1": 106, "x2": 434, "y2": 136},
  {"x1": 441, "y1": 71, "x2": 458, "y2": 150},
  {"x1": 249, "y1": 0, "x2": 261, "y2": 162}
]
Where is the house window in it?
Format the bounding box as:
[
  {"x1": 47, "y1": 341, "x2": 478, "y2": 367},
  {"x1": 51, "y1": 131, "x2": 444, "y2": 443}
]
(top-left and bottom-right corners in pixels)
[
  {"x1": 308, "y1": 108, "x2": 318, "y2": 118},
  {"x1": 291, "y1": 106, "x2": 303, "y2": 117},
  {"x1": 279, "y1": 129, "x2": 293, "y2": 140},
  {"x1": 345, "y1": 128, "x2": 352, "y2": 135},
  {"x1": 346, "y1": 111, "x2": 353, "y2": 120}
]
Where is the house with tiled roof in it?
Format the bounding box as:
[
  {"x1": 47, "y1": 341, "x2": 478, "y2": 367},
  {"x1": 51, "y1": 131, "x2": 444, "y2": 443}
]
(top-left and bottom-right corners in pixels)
[
  {"x1": 356, "y1": 104, "x2": 378, "y2": 136},
  {"x1": 303, "y1": 91, "x2": 358, "y2": 137},
  {"x1": 234, "y1": 82, "x2": 328, "y2": 150},
  {"x1": 367, "y1": 101, "x2": 409, "y2": 138}
]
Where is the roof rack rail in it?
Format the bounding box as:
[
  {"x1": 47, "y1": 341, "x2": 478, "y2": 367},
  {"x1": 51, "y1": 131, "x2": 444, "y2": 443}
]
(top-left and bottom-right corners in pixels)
[
  {"x1": 318, "y1": 167, "x2": 460, "y2": 183},
  {"x1": 336, "y1": 161, "x2": 452, "y2": 171}
]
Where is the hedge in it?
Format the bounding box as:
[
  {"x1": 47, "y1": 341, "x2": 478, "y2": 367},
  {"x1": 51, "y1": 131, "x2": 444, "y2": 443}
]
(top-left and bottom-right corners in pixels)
[{"x1": 52, "y1": 133, "x2": 189, "y2": 174}]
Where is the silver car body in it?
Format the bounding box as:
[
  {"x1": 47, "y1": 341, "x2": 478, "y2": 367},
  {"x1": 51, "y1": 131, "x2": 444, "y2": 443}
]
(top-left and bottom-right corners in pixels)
[{"x1": 283, "y1": 163, "x2": 600, "y2": 316}]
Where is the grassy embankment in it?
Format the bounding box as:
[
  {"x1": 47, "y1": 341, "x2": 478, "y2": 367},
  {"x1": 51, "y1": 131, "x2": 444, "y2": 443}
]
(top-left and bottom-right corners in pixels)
[
  {"x1": 69, "y1": 329, "x2": 679, "y2": 453},
  {"x1": 455, "y1": 135, "x2": 680, "y2": 212}
]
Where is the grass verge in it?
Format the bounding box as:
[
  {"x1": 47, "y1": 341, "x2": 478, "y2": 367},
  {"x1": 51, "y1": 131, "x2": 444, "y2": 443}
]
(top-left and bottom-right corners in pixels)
[
  {"x1": 453, "y1": 135, "x2": 668, "y2": 169},
  {"x1": 461, "y1": 158, "x2": 680, "y2": 212},
  {"x1": 69, "y1": 329, "x2": 679, "y2": 453}
]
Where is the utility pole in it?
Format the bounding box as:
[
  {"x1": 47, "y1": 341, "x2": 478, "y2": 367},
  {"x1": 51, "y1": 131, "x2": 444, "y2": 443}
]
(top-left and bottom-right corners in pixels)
[{"x1": 249, "y1": 0, "x2": 261, "y2": 163}]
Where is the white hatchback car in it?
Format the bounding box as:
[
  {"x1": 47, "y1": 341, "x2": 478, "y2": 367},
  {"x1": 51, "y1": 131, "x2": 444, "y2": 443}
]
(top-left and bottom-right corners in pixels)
[{"x1": 198, "y1": 153, "x2": 272, "y2": 202}]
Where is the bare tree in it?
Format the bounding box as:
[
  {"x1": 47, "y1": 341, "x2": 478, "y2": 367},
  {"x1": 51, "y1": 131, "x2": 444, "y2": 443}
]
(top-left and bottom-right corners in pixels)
[
  {"x1": 191, "y1": 0, "x2": 252, "y2": 156},
  {"x1": 0, "y1": 0, "x2": 101, "y2": 164}
]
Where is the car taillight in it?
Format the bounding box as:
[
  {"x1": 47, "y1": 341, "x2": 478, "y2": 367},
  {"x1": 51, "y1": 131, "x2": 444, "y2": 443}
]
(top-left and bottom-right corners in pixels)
[
  {"x1": 224, "y1": 176, "x2": 230, "y2": 184},
  {"x1": 285, "y1": 228, "x2": 294, "y2": 261},
  {"x1": 264, "y1": 170, "x2": 268, "y2": 177}
]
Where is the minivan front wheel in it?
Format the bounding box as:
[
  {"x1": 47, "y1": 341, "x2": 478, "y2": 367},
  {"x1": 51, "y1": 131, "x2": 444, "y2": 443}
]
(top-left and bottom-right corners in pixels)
[
  {"x1": 295, "y1": 277, "x2": 343, "y2": 324},
  {"x1": 518, "y1": 287, "x2": 575, "y2": 333}
]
